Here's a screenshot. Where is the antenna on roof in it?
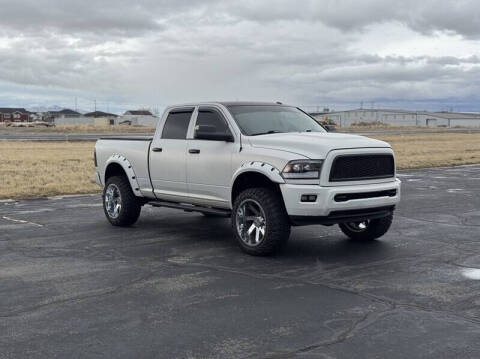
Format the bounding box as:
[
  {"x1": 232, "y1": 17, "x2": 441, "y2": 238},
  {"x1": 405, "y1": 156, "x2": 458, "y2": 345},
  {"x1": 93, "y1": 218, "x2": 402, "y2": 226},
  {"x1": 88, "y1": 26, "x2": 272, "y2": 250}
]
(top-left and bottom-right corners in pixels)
[{"x1": 276, "y1": 101, "x2": 282, "y2": 105}]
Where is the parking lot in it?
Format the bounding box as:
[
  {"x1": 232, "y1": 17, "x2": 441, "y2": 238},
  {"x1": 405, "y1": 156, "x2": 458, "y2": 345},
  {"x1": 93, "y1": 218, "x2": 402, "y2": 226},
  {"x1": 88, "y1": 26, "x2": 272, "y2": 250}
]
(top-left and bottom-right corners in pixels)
[{"x1": 1, "y1": 165, "x2": 480, "y2": 358}]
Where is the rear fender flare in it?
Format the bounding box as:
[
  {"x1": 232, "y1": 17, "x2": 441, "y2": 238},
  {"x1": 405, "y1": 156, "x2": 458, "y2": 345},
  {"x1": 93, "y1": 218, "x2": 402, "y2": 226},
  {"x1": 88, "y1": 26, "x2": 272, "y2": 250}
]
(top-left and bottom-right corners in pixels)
[{"x1": 105, "y1": 154, "x2": 143, "y2": 197}]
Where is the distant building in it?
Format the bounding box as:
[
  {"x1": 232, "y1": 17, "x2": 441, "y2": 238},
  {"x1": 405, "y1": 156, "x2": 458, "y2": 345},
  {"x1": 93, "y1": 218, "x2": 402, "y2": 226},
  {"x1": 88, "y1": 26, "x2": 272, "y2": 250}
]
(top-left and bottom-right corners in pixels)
[
  {"x1": 49, "y1": 109, "x2": 81, "y2": 118},
  {"x1": 54, "y1": 116, "x2": 95, "y2": 126},
  {"x1": 53, "y1": 110, "x2": 118, "y2": 126},
  {"x1": 44, "y1": 108, "x2": 82, "y2": 123},
  {"x1": 124, "y1": 110, "x2": 153, "y2": 116},
  {"x1": 83, "y1": 111, "x2": 118, "y2": 118},
  {"x1": 0, "y1": 108, "x2": 30, "y2": 122},
  {"x1": 416, "y1": 111, "x2": 480, "y2": 127},
  {"x1": 121, "y1": 109, "x2": 158, "y2": 127},
  {"x1": 310, "y1": 109, "x2": 480, "y2": 127},
  {"x1": 94, "y1": 118, "x2": 116, "y2": 126}
]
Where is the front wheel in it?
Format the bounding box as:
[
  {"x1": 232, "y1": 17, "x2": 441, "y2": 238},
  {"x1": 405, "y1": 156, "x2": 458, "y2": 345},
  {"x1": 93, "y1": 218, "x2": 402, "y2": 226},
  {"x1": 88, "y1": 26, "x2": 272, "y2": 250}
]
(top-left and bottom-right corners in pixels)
[
  {"x1": 232, "y1": 187, "x2": 291, "y2": 256},
  {"x1": 103, "y1": 175, "x2": 141, "y2": 226},
  {"x1": 339, "y1": 214, "x2": 393, "y2": 241}
]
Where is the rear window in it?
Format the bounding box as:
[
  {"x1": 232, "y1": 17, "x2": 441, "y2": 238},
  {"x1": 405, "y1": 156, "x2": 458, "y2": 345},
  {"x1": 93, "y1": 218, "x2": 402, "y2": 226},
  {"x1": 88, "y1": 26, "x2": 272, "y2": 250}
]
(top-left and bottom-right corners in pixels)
[{"x1": 161, "y1": 110, "x2": 193, "y2": 139}]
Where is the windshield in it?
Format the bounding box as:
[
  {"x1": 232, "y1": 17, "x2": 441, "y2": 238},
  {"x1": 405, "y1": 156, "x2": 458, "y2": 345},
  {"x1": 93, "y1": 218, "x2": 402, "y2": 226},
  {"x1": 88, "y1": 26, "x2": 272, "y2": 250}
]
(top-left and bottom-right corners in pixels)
[{"x1": 227, "y1": 105, "x2": 326, "y2": 136}]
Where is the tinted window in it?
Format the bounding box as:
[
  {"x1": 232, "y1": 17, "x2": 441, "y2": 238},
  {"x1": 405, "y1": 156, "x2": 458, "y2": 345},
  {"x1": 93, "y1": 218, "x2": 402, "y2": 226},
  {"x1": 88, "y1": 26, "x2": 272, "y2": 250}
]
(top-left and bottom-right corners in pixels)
[
  {"x1": 194, "y1": 109, "x2": 230, "y2": 138},
  {"x1": 161, "y1": 110, "x2": 193, "y2": 139}
]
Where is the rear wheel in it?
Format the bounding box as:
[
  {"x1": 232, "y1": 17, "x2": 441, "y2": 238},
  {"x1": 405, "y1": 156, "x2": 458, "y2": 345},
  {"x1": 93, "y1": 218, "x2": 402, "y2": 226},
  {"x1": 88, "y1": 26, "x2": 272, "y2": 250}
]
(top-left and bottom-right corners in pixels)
[
  {"x1": 232, "y1": 187, "x2": 290, "y2": 256},
  {"x1": 103, "y1": 175, "x2": 141, "y2": 226},
  {"x1": 339, "y1": 214, "x2": 393, "y2": 241}
]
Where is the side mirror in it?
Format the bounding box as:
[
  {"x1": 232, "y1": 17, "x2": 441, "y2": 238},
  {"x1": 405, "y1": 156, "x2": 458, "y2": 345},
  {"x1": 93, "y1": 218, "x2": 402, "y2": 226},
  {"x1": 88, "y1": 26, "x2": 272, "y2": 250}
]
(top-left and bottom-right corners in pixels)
[{"x1": 195, "y1": 125, "x2": 234, "y2": 142}]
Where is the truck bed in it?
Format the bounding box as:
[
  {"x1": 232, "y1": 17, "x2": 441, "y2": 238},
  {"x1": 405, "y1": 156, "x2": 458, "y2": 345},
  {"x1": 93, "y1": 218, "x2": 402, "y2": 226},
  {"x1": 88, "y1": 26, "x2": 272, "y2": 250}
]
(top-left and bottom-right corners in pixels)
[
  {"x1": 99, "y1": 136, "x2": 153, "y2": 141},
  {"x1": 95, "y1": 137, "x2": 154, "y2": 195}
]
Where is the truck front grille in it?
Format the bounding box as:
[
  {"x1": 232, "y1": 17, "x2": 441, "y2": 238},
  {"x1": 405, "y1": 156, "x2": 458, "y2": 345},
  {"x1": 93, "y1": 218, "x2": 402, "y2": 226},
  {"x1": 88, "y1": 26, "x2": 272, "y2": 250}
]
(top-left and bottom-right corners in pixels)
[{"x1": 329, "y1": 154, "x2": 394, "y2": 182}]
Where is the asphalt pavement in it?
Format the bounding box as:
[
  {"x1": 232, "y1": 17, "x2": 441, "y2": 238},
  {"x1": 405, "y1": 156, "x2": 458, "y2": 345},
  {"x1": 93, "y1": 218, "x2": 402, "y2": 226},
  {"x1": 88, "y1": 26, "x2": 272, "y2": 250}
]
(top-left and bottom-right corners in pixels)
[{"x1": 1, "y1": 166, "x2": 480, "y2": 358}]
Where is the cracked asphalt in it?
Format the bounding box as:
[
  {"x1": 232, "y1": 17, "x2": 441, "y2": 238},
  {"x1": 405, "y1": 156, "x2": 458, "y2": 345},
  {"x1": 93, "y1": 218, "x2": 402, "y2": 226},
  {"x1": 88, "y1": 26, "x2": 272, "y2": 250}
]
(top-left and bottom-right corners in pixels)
[{"x1": 1, "y1": 165, "x2": 480, "y2": 358}]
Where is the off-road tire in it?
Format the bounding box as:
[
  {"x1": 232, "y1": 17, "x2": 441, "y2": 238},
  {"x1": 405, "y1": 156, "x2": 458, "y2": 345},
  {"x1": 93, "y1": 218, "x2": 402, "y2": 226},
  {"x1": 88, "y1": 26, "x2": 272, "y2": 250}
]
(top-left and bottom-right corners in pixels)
[
  {"x1": 232, "y1": 187, "x2": 291, "y2": 256},
  {"x1": 103, "y1": 175, "x2": 141, "y2": 226},
  {"x1": 339, "y1": 214, "x2": 393, "y2": 241}
]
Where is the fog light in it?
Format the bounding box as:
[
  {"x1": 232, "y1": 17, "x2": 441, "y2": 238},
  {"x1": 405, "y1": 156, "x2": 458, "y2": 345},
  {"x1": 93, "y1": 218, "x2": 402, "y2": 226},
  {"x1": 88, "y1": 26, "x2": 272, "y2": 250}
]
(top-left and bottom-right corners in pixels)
[{"x1": 301, "y1": 194, "x2": 317, "y2": 202}]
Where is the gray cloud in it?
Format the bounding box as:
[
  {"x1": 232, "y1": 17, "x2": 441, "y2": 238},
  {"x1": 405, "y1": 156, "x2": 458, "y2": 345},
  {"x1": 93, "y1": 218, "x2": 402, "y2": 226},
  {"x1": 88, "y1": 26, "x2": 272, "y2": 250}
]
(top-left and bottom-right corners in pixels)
[
  {"x1": 1, "y1": 0, "x2": 478, "y2": 38},
  {"x1": 221, "y1": 0, "x2": 480, "y2": 39},
  {"x1": 0, "y1": 0, "x2": 479, "y2": 111}
]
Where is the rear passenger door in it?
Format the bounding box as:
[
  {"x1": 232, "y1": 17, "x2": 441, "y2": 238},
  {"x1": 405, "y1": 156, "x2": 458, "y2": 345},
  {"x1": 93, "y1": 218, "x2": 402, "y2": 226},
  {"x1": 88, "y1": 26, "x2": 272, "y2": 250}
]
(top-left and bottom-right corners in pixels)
[{"x1": 149, "y1": 108, "x2": 194, "y2": 200}]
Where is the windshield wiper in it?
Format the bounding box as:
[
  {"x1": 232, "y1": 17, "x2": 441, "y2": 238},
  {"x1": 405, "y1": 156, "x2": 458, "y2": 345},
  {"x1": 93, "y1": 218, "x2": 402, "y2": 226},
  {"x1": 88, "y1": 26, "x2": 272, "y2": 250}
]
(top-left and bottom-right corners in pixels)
[{"x1": 249, "y1": 130, "x2": 284, "y2": 136}]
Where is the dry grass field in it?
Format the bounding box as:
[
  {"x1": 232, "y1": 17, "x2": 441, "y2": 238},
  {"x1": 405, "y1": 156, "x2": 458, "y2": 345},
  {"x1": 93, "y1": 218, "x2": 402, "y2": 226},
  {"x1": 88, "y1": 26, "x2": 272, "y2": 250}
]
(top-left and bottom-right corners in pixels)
[
  {"x1": 338, "y1": 125, "x2": 480, "y2": 133},
  {"x1": 338, "y1": 125, "x2": 439, "y2": 132},
  {"x1": 371, "y1": 133, "x2": 480, "y2": 169},
  {"x1": 0, "y1": 142, "x2": 98, "y2": 199},
  {"x1": 1, "y1": 132, "x2": 479, "y2": 199}
]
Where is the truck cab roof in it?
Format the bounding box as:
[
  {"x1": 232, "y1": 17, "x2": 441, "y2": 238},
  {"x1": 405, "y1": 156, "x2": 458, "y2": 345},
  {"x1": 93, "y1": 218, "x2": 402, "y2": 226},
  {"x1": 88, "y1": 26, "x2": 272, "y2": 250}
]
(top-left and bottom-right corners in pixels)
[{"x1": 168, "y1": 101, "x2": 291, "y2": 109}]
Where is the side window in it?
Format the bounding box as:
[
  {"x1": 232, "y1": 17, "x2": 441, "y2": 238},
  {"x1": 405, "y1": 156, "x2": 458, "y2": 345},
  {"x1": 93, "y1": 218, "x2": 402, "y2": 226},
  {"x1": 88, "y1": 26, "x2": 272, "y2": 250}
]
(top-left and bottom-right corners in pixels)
[
  {"x1": 194, "y1": 109, "x2": 230, "y2": 138},
  {"x1": 161, "y1": 110, "x2": 193, "y2": 139}
]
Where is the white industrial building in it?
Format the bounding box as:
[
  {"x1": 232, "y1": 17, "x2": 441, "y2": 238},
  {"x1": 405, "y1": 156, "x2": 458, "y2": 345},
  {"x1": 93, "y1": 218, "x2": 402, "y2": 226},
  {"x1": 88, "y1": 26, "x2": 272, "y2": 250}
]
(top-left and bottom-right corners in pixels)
[
  {"x1": 120, "y1": 110, "x2": 158, "y2": 127},
  {"x1": 54, "y1": 110, "x2": 158, "y2": 127},
  {"x1": 310, "y1": 109, "x2": 480, "y2": 127},
  {"x1": 54, "y1": 110, "x2": 119, "y2": 126},
  {"x1": 54, "y1": 116, "x2": 95, "y2": 125}
]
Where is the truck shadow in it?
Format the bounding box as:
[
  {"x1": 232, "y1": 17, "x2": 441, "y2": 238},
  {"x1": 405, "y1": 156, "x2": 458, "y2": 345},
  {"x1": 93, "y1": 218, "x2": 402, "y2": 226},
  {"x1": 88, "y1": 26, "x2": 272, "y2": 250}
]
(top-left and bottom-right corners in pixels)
[
  {"x1": 279, "y1": 232, "x2": 393, "y2": 265},
  {"x1": 136, "y1": 213, "x2": 395, "y2": 266}
]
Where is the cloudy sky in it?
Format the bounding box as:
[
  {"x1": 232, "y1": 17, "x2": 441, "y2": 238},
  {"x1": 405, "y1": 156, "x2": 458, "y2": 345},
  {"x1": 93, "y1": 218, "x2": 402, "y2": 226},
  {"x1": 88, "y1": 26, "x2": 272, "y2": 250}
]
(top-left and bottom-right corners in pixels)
[{"x1": 1, "y1": 0, "x2": 479, "y2": 113}]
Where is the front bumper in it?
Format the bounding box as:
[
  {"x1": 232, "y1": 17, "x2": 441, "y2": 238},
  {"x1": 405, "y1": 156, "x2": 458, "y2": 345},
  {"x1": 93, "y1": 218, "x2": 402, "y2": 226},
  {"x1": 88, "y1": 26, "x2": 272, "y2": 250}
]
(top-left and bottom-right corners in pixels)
[{"x1": 280, "y1": 178, "x2": 401, "y2": 218}]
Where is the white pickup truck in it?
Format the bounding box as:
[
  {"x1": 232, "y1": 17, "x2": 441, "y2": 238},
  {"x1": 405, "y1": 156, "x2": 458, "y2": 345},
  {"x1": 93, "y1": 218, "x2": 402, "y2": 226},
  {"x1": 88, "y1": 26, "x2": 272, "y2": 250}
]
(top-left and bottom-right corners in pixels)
[{"x1": 94, "y1": 102, "x2": 401, "y2": 255}]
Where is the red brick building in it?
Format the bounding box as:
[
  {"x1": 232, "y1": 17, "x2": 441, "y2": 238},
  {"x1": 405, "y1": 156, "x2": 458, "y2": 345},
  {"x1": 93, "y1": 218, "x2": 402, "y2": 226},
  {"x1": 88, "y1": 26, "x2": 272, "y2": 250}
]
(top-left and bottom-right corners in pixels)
[{"x1": 0, "y1": 108, "x2": 30, "y2": 122}]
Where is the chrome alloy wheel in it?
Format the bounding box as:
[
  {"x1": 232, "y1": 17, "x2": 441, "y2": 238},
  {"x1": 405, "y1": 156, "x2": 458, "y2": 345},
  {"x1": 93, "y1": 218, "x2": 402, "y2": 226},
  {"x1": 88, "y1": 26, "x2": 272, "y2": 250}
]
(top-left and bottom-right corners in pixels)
[
  {"x1": 235, "y1": 199, "x2": 267, "y2": 247},
  {"x1": 343, "y1": 220, "x2": 369, "y2": 232},
  {"x1": 105, "y1": 184, "x2": 122, "y2": 219}
]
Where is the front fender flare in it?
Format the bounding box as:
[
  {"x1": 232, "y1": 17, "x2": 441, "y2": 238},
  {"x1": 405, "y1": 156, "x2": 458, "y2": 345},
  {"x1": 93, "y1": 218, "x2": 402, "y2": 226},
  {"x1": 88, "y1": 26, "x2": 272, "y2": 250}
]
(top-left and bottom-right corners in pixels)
[
  {"x1": 104, "y1": 154, "x2": 143, "y2": 197},
  {"x1": 231, "y1": 161, "x2": 285, "y2": 188}
]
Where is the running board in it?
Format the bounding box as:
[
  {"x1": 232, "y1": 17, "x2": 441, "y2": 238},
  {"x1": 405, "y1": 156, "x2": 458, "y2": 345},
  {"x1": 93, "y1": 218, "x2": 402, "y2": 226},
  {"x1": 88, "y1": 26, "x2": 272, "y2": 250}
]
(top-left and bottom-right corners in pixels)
[{"x1": 148, "y1": 201, "x2": 231, "y2": 217}]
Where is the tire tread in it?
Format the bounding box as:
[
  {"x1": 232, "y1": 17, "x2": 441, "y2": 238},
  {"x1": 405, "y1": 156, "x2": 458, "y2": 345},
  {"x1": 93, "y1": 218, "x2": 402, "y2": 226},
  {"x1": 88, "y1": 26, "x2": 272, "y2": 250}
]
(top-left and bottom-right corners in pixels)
[
  {"x1": 103, "y1": 175, "x2": 141, "y2": 226},
  {"x1": 339, "y1": 214, "x2": 393, "y2": 241},
  {"x1": 232, "y1": 187, "x2": 290, "y2": 255}
]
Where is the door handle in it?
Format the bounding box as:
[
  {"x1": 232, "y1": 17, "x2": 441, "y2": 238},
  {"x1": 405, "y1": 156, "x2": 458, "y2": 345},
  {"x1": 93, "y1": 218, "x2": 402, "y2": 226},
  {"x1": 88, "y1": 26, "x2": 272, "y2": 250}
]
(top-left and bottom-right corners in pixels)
[
  {"x1": 188, "y1": 149, "x2": 200, "y2": 154},
  {"x1": 152, "y1": 147, "x2": 162, "y2": 152}
]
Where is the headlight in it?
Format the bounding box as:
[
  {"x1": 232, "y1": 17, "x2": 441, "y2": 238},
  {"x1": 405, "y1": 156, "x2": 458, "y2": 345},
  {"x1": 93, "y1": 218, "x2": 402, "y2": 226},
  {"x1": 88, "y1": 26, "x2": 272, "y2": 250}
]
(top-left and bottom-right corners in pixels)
[{"x1": 282, "y1": 160, "x2": 323, "y2": 179}]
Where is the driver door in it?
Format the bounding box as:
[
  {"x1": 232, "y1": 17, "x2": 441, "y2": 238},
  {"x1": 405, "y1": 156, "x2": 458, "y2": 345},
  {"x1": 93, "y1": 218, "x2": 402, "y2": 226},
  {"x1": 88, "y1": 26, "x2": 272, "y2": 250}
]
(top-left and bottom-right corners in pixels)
[{"x1": 186, "y1": 107, "x2": 237, "y2": 206}]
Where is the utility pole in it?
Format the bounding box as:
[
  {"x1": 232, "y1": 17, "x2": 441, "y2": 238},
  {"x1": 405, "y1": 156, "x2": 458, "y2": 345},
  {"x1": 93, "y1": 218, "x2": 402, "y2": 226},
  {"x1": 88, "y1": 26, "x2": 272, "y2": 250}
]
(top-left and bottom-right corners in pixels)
[
  {"x1": 94, "y1": 99, "x2": 97, "y2": 112},
  {"x1": 74, "y1": 97, "x2": 77, "y2": 112}
]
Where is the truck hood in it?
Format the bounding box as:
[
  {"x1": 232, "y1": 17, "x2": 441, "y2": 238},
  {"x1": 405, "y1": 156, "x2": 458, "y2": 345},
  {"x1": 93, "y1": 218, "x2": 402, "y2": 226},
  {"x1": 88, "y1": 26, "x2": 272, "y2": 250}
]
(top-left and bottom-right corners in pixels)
[{"x1": 247, "y1": 132, "x2": 390, "y2": 159}]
